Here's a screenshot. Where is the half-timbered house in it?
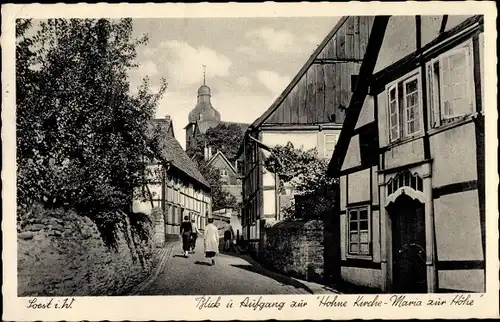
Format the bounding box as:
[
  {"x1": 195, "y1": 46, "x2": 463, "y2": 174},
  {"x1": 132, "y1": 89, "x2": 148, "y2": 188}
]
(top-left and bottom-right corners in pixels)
[
  {"x1": 328, "y1": 15, "x2": 485, "y2": 293},
  {"x1": 238, "y1": 16, "x2": 375, "y2": 255},
  {"x1": 133, "y1": 115, "x2": 212, "y2": 246}
]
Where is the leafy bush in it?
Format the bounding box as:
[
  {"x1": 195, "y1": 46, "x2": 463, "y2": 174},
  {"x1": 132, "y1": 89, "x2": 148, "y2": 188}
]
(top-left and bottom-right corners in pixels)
[
  {"x1": 263, "y1": 142, "x2": 338, "y2": 220},
  {"x1": 16, "y1": 18, "x2": 166, "y2": 245}
]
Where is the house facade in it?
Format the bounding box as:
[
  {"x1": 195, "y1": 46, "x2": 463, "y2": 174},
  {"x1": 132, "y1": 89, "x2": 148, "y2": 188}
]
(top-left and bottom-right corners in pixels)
[
  {"x1": 206, "y1": 150, "x2": 241, "y2": 186},
  {"x1": 238, "y1": 16, "x2": 375, "y2": 254},
  {"x1": 133, "y1": 116, "x2": 212, "y2": 246},
  {"x1": 328, "y1": 15, "x2": 485, "y2": 293}
]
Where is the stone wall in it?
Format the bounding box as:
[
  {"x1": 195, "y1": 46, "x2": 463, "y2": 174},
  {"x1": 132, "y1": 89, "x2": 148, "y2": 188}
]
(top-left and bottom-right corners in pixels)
[
  {"x1": 18, "y1": 205, "x2": 158, "y2": 296},
  {"x1": 260, "y1": 220, "x2": 324, "y2": 283}
]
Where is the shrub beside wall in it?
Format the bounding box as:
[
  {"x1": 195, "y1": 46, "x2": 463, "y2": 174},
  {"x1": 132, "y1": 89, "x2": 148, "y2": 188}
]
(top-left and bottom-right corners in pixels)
[
  {"x1": 18, "y1": 205, "x2": 157, "y2": 296},
  {"x1": 260, "y1": 220, "x2": 324, "y2": 283}
]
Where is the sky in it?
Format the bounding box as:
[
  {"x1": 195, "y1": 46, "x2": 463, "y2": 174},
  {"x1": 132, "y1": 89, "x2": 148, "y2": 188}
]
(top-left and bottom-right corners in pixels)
[{"x1": 128, "y1": 17, "x2": 341, "y2": 149}]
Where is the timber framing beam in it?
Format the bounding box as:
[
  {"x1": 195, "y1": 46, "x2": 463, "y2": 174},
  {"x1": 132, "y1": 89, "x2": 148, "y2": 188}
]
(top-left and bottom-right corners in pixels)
[
  {"x1": 327, "y1": 16, "x2": 391, "y2": 177},
  {"x1": 439, "y1": 15, "x2": 449, "y2": 34},
  {"x1": 313, "y1": 58, "x2": 364, "y2": 64}
]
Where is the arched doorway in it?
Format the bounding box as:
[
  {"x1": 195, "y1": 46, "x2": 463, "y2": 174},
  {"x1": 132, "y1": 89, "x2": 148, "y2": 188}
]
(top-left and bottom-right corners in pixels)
[{"x1": 387, "y1": 193, "x2": 427, "y2": 293}]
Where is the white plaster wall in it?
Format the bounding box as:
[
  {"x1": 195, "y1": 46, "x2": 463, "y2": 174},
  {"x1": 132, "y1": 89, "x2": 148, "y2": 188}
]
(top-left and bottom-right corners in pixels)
[
  {"x1": 340, "y1": 213, "x2": 347, "y2": 260},
  {"x1": 438, "y1": 269, "x2": 484, "y2": 292},
  {"x1": 262, "y1": 170, "x2": 275, "y2": 187},
  {"x1": 384, "y1": 139, "x2": 425, "y2": 169},
  {"x1": 421, "y1": 16, "x2": 442, "y2": 47},
  {"x1": 434, "y1": 190, "x2": 483, "y2": 261},
  {"x1": 430, "y1": 122, "x2": 478, "y2": 187},
  {"x1": 132, "y1": 200, "x2": 152, "y2": 215},
  {"x1": 341, "y1": 267, "x2": 382, "y2": 289},
  {"x1": 374, "y1": 16, "x2": 416, "y2": 73},
  {"x1": 340, "y1": 175, "x2": 347, "y2": 211},
  {"x1": 263, "y1": 190, "x2": 276, "y2": 217},
  {"x1": 355, "y1": 96, "x2": 375, "y2": 129},
  {"x1": 148, "y1": 183, "x2": 162, "y2": 200},
  {"x1": 372, "y1": 166, "x2": 379, "y2": 206},
  {"x1": 372, "y1": 210, "x2": 381, "y2": 263},
  {"x1": 341, "y1": 135, "x2": 361, "y2": 171},
  {"x1": 347, "y1": 168, "x2": 371, "y2": 203},
  {"x1": 261, "y1": 131, "x2": 318, "y2": 151}
]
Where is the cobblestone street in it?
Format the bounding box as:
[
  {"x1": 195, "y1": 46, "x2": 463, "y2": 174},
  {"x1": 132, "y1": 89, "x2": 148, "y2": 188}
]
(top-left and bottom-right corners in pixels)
[{"x1": 135, "y1": 239, "x2": 313, "y2": 295}]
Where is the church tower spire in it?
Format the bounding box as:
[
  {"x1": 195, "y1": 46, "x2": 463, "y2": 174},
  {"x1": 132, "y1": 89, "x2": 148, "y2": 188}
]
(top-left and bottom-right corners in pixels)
[
  {"x1": 203, "y1": 64, "x2": 206, "y2": 85},
  {"x1": 187, "y1": 65, "x2": 221, "y2": 124}
]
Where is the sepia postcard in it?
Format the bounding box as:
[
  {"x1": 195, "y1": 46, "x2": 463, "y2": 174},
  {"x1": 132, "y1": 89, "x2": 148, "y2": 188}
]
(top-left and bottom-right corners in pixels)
[{"x1": 2, "y1": 2, "x2": 499, "y2": 321}]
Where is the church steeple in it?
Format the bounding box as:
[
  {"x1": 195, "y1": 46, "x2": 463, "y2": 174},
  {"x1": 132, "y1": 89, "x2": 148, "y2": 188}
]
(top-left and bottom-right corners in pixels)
[
  {"x1": 188, "y1": 65, "x2": 221, "y2": 123},
  {"x1": 203, "y1": 64, "x2": 206, "y2": 85}
]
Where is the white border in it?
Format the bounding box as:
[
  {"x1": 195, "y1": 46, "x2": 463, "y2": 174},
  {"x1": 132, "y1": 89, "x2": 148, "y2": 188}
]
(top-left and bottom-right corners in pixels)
[{"x1": 2, "y1": 2, "x2": 499, "y2": 321}]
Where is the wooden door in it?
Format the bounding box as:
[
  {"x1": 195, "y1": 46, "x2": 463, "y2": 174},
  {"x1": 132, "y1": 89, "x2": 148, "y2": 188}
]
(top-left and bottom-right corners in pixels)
[{"x1": 390, "y1": 194, "x2": 427, "y2": 293}]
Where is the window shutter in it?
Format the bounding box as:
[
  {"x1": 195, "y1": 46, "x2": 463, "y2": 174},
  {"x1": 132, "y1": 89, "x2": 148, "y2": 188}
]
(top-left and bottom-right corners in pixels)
[
  {"x1": 428, "y1": 63, "x2": 441, "y2": 128},
  {"x1": 388, "y1": 86, "x2": 400, "y2": 141},
  {"x1": 439, "y1": 45, "x2": 472, "y2": 119},
  {"x1": 465, "y1": 45, "x2": 475, "y2": 114}
]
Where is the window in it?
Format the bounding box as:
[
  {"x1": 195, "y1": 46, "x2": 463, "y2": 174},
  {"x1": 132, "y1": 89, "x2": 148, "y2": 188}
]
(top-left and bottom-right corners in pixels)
[
  {"x1": 428, "y1": 40, "x2": 475, "y2": 128},
  {"x1": 347, "y1": 207, "x2": 371, "y2": 256},
  {"x1": 403, "y1": 76, "x2": 421, "y2": 136},
  {"x1": 220, "y1": 169, "x2": 228, "y2": 177},
  {"x1": 387, "y1": 73, "x2": 422, "y2": 142},
  {"x1": 324, "y1": 134, "x2": 337, "y2": 158},
  {"x1": 388, "y1": 85, "x2": 400, "y2": 141}
]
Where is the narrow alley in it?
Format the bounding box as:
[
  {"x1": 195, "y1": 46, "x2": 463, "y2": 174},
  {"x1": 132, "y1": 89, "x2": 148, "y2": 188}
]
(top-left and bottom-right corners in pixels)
[{"x1": 135, "y1": 239, "x2": 313, "y2": 296}]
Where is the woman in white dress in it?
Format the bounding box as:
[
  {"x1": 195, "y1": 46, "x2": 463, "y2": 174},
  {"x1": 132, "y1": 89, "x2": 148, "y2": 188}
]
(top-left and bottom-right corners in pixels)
[{"x1": 203, "y1": 218, "x2": 219, "y2": 266}]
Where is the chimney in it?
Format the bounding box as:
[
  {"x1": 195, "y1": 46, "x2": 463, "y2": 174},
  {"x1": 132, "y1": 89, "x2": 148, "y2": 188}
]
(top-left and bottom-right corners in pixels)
[
  {"x1": 208, "y1": 146, "x2": 212, "y2": 159},
  {"x1": 204, "y1": 147, "x2": 209, "y2": 160},
  {"x1": 164, "y1": 115, "x2": 171, "y2": 123}
]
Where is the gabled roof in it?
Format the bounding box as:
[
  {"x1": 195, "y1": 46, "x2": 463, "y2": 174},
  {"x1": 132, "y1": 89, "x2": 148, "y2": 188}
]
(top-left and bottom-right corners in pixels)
[
  {"x1": 153, "y1": 116, "x2": 175, "y2": 138},
  {"x1": 159, "y1": 135, "x2": 210, "y2": 189},
  {"x1": 206, "y1": 150, "x2": 237, "y2": 174},
  {"x1": 248, "y1": 16, "x2": 349, "y2": 131},
  {"x1": 149, "y1": 120, "x2": 210, "y2": 189}
]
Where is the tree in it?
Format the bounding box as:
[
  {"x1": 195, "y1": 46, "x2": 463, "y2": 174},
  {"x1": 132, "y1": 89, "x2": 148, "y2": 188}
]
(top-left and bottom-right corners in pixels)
[
  {"x1": 197, "y1": 160, "x2": 238, "y2": 211},
  {"x1": 263, "y1": 142, "x2": 338, "y2": 220},
  {"x1": 186, "y1": 123, "x2": 244, "y2": 210},
  {"x1": 187, "y1": 123, "x2": 244, "y2": 164},
  {"x1": 16, "y1": 18, "x2": 167, "y2": 243}
]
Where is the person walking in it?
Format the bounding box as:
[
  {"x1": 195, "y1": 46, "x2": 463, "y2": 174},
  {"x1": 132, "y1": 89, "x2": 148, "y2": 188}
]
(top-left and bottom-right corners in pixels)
[
  {"x1": 190, "y1": 218, "x2": 202, "y2": 253},
  {"x1": 223, "y1": 228, "x2": 232, "y2": 252},
  {"x1": 180, "y1": 215, "x2": 193, "y2": 257},
  {"x1": 203, "y1": 218, "x2": 219, "y2": 266}
]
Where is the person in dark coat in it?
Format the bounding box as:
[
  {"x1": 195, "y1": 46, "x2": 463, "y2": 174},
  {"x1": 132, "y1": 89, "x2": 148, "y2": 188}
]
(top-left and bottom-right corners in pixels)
[
  {"x1": 180, "y1": 216, "x2": 192, "y2": 257},
  {"x1": 190, "y1": 218, "x2": 202, "y2": 253},
  {"x1": 223, "y1": 228, "x2": 232, "y2": 251}
]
